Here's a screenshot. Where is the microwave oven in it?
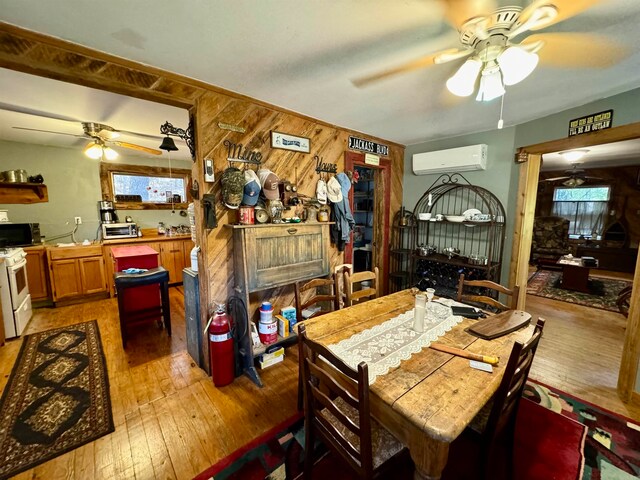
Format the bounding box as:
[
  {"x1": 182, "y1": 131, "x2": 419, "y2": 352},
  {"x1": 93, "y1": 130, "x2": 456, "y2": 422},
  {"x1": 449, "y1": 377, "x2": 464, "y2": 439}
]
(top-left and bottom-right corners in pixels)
[
  {"x1": 0, "y1": 223, "x2": 41, "y2": 247},
  {"x1": 102, "y1": 223, "x2": 138, "y2": 239}
]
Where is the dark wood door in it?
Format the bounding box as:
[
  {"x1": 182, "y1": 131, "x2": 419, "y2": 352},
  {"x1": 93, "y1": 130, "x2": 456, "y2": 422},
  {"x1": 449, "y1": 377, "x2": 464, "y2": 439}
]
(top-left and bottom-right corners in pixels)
[{"x1": 344, "y1": 151, "x2": 391, "y2": 295}]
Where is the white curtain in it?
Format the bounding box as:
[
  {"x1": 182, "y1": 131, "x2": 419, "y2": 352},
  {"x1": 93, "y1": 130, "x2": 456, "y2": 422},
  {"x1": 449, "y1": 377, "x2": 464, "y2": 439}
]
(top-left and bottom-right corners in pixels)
[{"x1": 552, "y1": 201, "x2": 607, "y2": 238}]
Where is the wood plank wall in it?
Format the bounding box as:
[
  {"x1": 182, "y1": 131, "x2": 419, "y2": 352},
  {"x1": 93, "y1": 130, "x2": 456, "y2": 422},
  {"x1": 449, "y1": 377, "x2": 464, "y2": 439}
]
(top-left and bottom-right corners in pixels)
[{"x1": 0, "y1": 23, "x2": 405, "y2": 323}]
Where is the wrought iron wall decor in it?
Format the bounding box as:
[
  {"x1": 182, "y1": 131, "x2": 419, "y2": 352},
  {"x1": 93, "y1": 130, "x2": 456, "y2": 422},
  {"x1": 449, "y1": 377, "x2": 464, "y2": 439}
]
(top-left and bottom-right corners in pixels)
[
  {"x1": 314, "y1": 154, "x2": 338, "y2": 174},
  {"x1": 159, "y1": 116, "x2": 196, "y2": 160},
  {"x1": 223, "y1": 139, "x2": 263, "y2": 165}
]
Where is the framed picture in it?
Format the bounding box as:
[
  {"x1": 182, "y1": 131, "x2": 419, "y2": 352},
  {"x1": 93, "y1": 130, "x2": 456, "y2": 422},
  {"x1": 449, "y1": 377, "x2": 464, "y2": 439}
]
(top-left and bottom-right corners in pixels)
[{"x1": 271, "y1": 131, "x2": 310, "y2": 153}]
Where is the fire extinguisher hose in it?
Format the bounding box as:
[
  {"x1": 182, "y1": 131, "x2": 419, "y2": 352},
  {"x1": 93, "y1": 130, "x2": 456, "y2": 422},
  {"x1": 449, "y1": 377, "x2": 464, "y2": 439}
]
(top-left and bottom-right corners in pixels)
[{"x1": 228, "y1": 296, "x2": 248, "y2": 377}]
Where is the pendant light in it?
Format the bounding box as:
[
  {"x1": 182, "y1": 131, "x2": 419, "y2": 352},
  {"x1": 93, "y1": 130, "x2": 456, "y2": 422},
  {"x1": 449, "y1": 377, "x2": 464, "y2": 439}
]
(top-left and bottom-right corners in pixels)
[
  {"x1": 476, "y1": 62, "x2": 505, "y2": 102},
  {"x1": 84, "y1": 142, "x2": 103, "y2": 159},
  {"x1": 446, "y1": 58, "x2": 482, "y2": 97},
  {"x1": 497, "y1": 46, "x2": 539, "y2": 86}
]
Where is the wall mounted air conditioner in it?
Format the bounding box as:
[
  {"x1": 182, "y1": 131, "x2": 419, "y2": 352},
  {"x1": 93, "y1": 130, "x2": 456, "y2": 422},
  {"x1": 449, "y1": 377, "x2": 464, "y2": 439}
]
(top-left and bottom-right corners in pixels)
[{"x1": 412, "y1": 144, "x2": 488, "y2": 175}]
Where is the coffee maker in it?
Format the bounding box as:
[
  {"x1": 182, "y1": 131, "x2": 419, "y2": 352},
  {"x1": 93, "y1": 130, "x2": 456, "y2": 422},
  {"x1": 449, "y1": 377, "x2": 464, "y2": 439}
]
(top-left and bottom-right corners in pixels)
[{"x1": 98, "y1": 200, "x2": 119, "y2": 224}]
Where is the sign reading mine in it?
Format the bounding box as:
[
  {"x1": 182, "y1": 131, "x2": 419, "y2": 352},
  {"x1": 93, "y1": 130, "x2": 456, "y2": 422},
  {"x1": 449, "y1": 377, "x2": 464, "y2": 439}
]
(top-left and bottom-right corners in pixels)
[
  {"x1": 568, "y1": 110, "x2": 613, "y2": 137},
  {"x1": 348, "y1": 136, "x2": 389, "y2": 156}
]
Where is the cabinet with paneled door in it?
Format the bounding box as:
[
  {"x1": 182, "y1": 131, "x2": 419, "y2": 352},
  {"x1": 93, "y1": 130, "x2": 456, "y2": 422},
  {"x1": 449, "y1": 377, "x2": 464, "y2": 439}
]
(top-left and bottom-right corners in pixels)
[
  {"x1": 24, "y1": 246, "x2": 50, "y2": 301},
  {"x1": 47, "y1": 245, "x2": 107, "y2": 302},
  {"x1": 160, "y1": 240, "x2": 187, "y2": 284}
]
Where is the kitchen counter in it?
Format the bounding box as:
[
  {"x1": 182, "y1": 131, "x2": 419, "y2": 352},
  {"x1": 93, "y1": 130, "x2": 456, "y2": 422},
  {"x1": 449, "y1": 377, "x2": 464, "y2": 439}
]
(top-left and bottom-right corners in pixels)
[{"x1": 102, "y1": 233, "x2": 192, "y2": 245}]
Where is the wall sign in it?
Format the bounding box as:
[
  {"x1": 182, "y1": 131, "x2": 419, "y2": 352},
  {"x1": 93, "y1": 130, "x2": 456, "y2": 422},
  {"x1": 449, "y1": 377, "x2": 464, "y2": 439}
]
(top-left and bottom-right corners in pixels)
[
  {"x1": 348, "y1": 136, "x2": 389, "y2": 156},
  {"x1": 218, "y1": 122, "x2": 246, "y2": 133},
  {"x1": 271, "y1": 131, "x2": 311, "y2": 153},
  {"x1": 568, "y1": 109, "x2": 613, "y2": 137},
  {"x1": 223, "y1": 139, "x2": 262, "y2": 164},
  {"x1": 314, "y1": 154, "x2": 337, "y2": 174},
  {"x1": 364, "y1": 153, "x2": 380, "y2": 166}
]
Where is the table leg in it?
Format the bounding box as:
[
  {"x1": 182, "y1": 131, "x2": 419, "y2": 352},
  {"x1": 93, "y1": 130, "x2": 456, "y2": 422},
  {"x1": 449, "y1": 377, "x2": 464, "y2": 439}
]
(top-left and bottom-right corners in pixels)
[{"x1": 409, "y1": 437, "x2": 450, "y2": 480}]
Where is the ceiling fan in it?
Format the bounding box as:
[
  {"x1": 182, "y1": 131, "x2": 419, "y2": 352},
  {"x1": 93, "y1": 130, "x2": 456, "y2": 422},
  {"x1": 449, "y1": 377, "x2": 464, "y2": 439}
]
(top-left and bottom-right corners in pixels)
[
  {"x1": 541, "y1": 164, "x2": 603, "y2": 187},
  {"x1": 0, "y1": 104, "x2": 163, "y2": 158},
  {"x1": 352, "y1": 0, "x2": 626, "y2": 102},
  {"x1": 12, "y1": 121, "x2": 162, "y2": 159}
]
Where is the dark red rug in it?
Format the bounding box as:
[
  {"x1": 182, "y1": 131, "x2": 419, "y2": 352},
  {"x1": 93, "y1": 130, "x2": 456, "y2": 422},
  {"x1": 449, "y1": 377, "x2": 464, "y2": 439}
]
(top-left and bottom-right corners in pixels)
[{"x1": 194, "y1": 381, "x2": 640, "y2": 479}]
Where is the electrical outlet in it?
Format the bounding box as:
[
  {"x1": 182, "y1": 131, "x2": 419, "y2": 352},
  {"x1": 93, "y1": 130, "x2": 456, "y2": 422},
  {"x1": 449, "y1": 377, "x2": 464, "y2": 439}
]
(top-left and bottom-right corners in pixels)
[{"x1": 74, "y1": 216, "x2": 82, "y2": 225}]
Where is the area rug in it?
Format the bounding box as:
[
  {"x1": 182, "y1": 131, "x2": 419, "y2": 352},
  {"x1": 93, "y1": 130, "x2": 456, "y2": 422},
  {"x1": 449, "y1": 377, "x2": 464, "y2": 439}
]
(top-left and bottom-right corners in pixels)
[
  {"x1": 527, "y1": 270, "x2": 631, "y2": 312},
  {"x1": 524, "y1": 381, "x2": 640, "y2": 479},
  {"x1": 195, "y1": 381, "x2": 636, "y2": 480},
  {"x1": 0, "y1": 320, "x2": 114, "y2": 480}
]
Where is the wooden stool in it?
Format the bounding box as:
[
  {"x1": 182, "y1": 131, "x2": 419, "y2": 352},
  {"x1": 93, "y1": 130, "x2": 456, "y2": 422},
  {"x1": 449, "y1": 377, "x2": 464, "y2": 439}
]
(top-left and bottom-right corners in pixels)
[{"x1": 114, "y1": 267, "x2": 171, "y2": 348}]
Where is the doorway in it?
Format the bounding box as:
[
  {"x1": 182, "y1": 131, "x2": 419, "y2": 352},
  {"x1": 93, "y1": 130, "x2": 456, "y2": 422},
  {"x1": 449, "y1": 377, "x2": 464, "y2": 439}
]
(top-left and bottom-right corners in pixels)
[{"x1": 344, "y1": 151, "x2": 391, "y2": 293}]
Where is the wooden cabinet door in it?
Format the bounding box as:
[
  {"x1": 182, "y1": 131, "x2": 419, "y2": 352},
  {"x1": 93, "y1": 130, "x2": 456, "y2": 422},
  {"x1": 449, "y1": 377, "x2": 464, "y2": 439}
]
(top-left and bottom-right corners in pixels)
[
  {"x1": 79, "y1": 256, "x2": 107, "y2": 294},
  {"x1": 50, "y1": 259, "x2": 82, "y2": 301},
  {"x1": 25, "y1": 248, "x2": 50, "y2": 300},
  {"x1": 160, "y1": 241, "x2": 185, "y2": 283},
  {"x1": 182, "y1": 238, "x2": 195, "y2": 270}
]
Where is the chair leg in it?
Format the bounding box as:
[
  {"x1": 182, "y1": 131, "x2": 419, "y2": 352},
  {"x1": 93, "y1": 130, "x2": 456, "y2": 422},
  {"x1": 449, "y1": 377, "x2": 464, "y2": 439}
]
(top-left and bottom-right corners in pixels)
[
  {"x1": 116, "y1": 286, "x2": 127, "y2": 348},
  {"x1": 304, "y1": 419, "x2": 314, "y2": 480},
  {"x1": 161, "y1": 280, "x2": 171, "y2": 337}
]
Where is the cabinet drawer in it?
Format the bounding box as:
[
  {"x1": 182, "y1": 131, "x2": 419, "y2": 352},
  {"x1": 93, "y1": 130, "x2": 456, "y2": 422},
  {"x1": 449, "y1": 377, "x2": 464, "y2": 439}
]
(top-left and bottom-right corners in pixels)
[{"x1": 49, "y1": 245, "x2": 103, "y2": 260}]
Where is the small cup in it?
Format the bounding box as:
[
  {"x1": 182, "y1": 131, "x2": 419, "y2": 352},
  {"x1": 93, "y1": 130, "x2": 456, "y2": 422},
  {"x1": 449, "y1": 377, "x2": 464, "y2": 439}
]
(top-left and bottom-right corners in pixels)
[
  {"x1": 425, "y1": 288, "x2": 435, "y2": 302},
  {"x1": 435, "y1": 214, "x2": 444, "y2": 221}
]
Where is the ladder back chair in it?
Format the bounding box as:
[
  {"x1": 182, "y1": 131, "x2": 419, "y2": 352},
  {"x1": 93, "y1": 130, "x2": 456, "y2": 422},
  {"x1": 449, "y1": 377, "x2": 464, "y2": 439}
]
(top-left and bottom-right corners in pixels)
[
  {"x1": 456, "y1": 273, "x2": 519, "y2": 312},
  {"x1": 333, "y1": 263, "x2": 353, "y2": 310},
  {"x1": 344, "y1": 267, "x2": 379, "y2": 308},
  {"x1": 465, "y1": 317, "x2": 546, "y2": 479},
  {"x1": 298, "y1": 323, "x2": 406, "y2": 479},
  {"x1": 294, "y1": 276, "x2": 339, "y2": 320}
]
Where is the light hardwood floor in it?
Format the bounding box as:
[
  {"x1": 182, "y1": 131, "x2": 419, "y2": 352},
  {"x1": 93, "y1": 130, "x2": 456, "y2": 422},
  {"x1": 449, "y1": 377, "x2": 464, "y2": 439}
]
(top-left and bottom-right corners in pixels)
[{"x1": 0, "y1": 280, "x2": 637, "y2": 479}]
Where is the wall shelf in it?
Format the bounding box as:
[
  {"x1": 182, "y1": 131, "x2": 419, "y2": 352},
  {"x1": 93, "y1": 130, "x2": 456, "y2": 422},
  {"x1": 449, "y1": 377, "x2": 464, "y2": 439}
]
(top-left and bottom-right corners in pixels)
[{"x1": 0, "y1": 182, "x2": 48, "y2": 204}]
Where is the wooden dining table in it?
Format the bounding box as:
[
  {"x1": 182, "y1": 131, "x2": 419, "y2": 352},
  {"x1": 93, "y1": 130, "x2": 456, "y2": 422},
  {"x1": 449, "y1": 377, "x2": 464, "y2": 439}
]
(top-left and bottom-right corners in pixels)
[{"x1": 303, "y1": 289, "x2": 534, "y2": 480}]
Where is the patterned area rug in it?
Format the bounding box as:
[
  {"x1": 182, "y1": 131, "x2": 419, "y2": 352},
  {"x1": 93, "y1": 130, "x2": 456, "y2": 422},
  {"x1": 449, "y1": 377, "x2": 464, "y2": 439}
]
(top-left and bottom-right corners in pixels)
[
  {"x1": 527, "y1": 270, "x2": 631, "y2": 312},
  {"x1": 195, "y1": 381, "x2": 638, "y2": 479},
  {"x1": 0, "y1": 320, "x2": 114, "y2": 480},
  {"x1": 524, "y1": 381, "x2": 640, "y2": 479}
]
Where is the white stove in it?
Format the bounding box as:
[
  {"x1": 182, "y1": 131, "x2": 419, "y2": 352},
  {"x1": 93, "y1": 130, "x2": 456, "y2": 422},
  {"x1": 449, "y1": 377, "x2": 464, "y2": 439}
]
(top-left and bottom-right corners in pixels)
[{"x1": 0, "y1": 247, "x2": 32, "y2": 338}]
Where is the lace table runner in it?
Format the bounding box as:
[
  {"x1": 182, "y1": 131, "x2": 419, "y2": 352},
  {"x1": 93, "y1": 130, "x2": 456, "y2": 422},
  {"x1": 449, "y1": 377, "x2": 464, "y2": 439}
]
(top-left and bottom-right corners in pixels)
[{"x1": 328, "y1": 299, "x2": 469, "y2": 384}]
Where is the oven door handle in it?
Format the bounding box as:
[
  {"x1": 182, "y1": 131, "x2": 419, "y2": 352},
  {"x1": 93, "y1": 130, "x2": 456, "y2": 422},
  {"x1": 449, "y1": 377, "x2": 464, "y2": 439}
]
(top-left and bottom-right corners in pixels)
[{"x1": 8, "y1": 258, "x2": 27, "y2": 272}]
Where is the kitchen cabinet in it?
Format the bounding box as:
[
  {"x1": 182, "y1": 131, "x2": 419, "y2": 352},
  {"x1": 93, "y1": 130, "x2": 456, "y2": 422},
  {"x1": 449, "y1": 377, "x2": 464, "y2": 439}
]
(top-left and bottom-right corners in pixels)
[
  {"x1": 24, "y1": 246, "x2": 50, "y2": 301},
  {"x1": 160, "y1": 240, "x2": 187, "y2": 284},
  {"x1": 47, "y1": 245, "x2": 107, "y2": 302}
]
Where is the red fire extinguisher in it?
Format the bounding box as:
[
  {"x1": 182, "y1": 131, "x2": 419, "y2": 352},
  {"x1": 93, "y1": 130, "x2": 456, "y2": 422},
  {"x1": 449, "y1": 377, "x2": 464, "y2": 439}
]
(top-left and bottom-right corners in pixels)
[{"x1": 207, "y1": 302, "x2": 235, "y2": 387}]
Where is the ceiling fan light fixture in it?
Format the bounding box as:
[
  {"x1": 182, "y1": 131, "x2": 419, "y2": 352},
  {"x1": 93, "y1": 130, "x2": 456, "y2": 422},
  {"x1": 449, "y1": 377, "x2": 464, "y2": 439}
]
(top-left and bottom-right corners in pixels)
[
  {"x1": 103, "y1": 146, "x2": 119, "y2": 161},
  {"x1": 497, "y1": 46, "x2": 539, "y2": 86},
  {"x1": 563, "y1": 177, "x2": 585, "y2": 187},
  {"x1": 445, "y1": 58, "x2": 482, "y2": 97},
  {"x1": 84, "y1": 142, "x2": 103, "y2": 160},
  {"x1": 475, "y1": 64, "x2": 505, "y2": 102},
  {"x1": 559, "y1": 149, "x2": 589, "y2": 162}
]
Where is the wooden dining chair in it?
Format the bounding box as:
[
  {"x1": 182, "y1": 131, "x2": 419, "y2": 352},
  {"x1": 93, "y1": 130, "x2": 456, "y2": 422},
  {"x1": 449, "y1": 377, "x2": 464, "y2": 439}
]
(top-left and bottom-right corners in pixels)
[
  {"x1": 294, "y1": 276, "x2": 339, "y2": 320},
  {"x1": 344, "y1": 267, "x2": 379, "y2": 307},
  {"x1": 298, "y1": 323, "x2": 406, "y2": 479},
  {"x1": 461, "y1": 317, "x2": 546, "y2": 480},
  {"x1": 456, "y1": 273, "x2": 519, "y2": 312},
  {"x1": 333, "y1": 263, "x2": 353, "y2": 309}
]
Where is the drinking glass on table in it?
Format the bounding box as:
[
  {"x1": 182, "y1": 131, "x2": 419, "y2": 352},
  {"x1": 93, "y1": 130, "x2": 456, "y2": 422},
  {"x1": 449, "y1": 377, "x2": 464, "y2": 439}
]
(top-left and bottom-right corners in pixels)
[{"x1": 425, "y1": 288, "x2": 435, "y2": 303}]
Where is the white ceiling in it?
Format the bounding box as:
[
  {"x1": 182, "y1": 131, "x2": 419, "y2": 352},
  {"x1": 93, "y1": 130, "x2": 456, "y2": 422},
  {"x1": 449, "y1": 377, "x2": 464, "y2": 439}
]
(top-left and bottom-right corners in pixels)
[
  {"x1": 1, "y1": 0, "x2": 640, "y2": 146},
  {"x1": 542, "y1": 138, "x2": 640, "y2": 171},
  {"x1": 0, "y1": 68, "x2": 191, "y2": 161}
]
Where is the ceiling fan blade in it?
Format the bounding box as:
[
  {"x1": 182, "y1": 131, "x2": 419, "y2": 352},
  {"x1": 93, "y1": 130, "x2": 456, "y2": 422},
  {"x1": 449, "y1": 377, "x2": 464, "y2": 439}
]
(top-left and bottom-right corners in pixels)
[
  {"x1": 542, "y1": 176, "x2": 570, "y2": 182},
  {"x1": 117, "y1": 129, "x2": 165, "y2": 141},
  {"x1": 441, "y1": 0, "x2": 498, "y2": 29},
  {"x1": 111, "y1": 141, "x2": 162, "y2": 156},
  {"x1": 522, "y1": 33, "x2": 628, "y2": 68},
  {"x1": 0, "y1": 103, "x2": 81, "y2": 123},
  {"x1": 12, "y1": 126, "x2": 85, "y2": 137},
  {"x1": 351, "y1": 48, "x2": 471, "y2": 88},
  {"x1": 519, "y1": 0, "x2": 604, "y2": 31}
]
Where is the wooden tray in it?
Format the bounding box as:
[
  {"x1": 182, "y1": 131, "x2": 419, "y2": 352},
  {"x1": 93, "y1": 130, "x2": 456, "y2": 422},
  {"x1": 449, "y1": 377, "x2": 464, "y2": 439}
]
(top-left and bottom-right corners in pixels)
[{"x1": 467, "y1": 310, "x2": 532, "y2": 340}]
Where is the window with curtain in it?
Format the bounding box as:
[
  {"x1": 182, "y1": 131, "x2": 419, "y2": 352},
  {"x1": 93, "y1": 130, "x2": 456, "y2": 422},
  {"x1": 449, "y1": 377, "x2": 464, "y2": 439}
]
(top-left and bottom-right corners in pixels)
[{"x1": 552, "y1": 186, "x2": 610, "y2": 239}]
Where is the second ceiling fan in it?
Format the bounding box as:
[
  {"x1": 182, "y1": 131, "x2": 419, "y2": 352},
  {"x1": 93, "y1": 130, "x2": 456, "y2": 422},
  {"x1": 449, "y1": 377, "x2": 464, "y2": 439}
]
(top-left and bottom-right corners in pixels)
[{"x1": 352, "y1": 0, "x2": 627, "y2": 102}]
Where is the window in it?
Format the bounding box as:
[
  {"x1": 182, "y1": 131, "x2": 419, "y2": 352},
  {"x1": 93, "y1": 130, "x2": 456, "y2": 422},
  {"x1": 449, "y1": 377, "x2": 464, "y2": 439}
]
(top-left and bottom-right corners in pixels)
[
  {"x1": 112, "y1": 173, "x2": 186, "y2": 203},
  {"x1": 100, "y1": 163, "x2": 191, "y2": 209},
  {"x1": 552, "y1": 186, "x2": 610, "y2": 239}
]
